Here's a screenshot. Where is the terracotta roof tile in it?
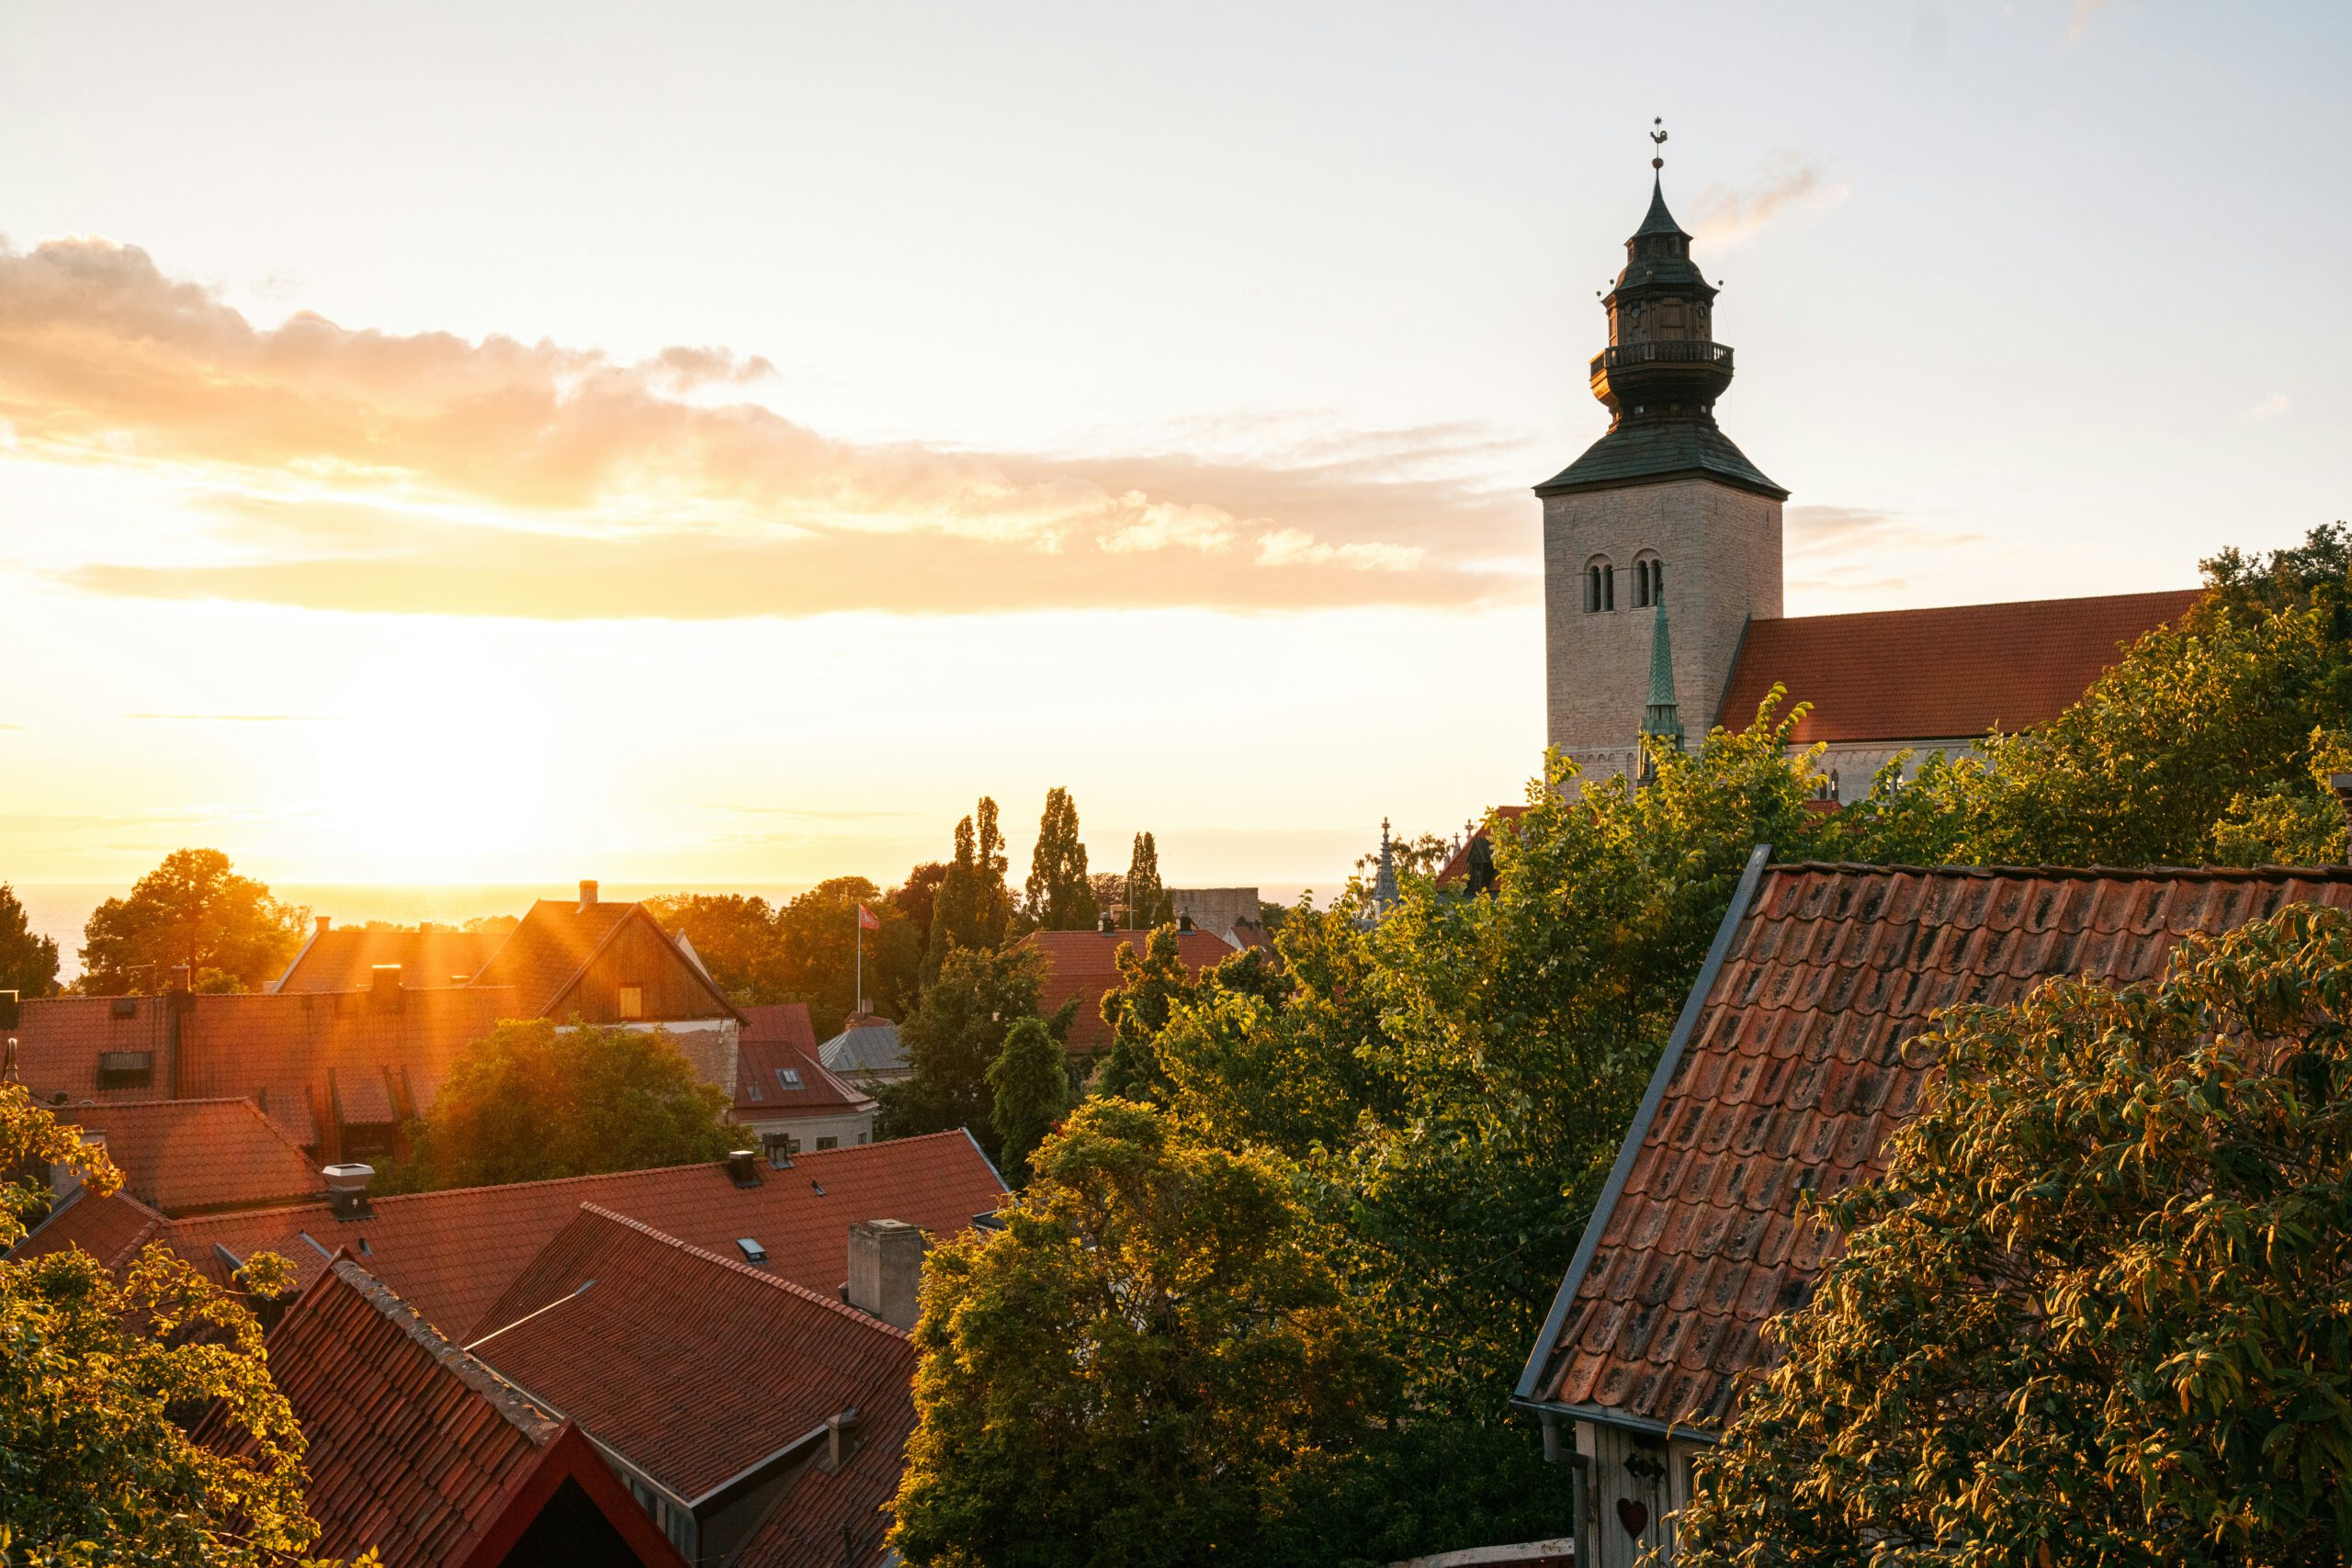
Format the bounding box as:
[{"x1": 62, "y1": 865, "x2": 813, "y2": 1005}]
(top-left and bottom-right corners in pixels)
[
  {"x1": 735, "y1": 1038, "x2": 876, "y2": 1120},
  {"x1": 1716, "y1": 589, "x2": 2204, "y2": 744},
  {"x1": 274, "y1": 926, "x2": 497, "y2": 993},
  {"x1": 472, "y1": 898, "x2": 640, "y2": 1018},
  {"x1": 55, "y1": 1099, "x2": 319, "y2": 1215},
  {"x1": 155, "y1": 1131, "x2": 1006, "y2": 1340},
  {"x1": 1022, "y1": 929, "x2": 1239, "y2": 1054},
  {"x1": 470, "y1": 1205, "x2": 914, "y2": 1566},
  {"x1": 1435, "y1": 805, "x2": 1532, "y2": 886},
  {"x1": 6, "y1": 1187, "x2": 163, "y2": 1269},
  {"x1": 1534, "y1": 860, "x2": 2352, "y2": 1434}
]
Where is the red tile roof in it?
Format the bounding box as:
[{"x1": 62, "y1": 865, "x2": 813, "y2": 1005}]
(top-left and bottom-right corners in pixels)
[
  {"x1": 1434, "y1": 805, "x2": 1533, "y2": 886},
  {"x1": 10, "y1": 994, "x2": 173, "y2": 1107},
  {"x1": 741, "y1": 1002, "x2": 819, "y2": 1051},
  {"x1": 735, "y1": 1038, "x2": 876, "y2": 1121},
  {"x1": 1525, "y1": 858, "x2": 2352, "y2": 1435},
  {"x1": 470, "y1": 1204, "x2": 915, "y2": 1564},
  {"x1": 1715, "y1": 589, "x2": 2204, "y2": 744},
  {"x1": 1023, "y1": 928, "x2": 1239, "y2": 1054},
  {"x1": 156, "y1": 1131, "x2": 1006, "y2": 1339},
  {"x1": 219, "y1": 1256, "x2": 684, "y2": 1568},
  {"x1": 273, "y1": 925, "x2": 497, "y2": 993},
  {"x1": 6, "y1": 1186, "x2": 163, "y2": 1269},
  {"x1": 56, "y1": 1099, "x2": 318, "y2": 1215}
]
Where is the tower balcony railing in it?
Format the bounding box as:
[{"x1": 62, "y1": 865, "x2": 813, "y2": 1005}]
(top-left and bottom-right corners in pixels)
[{"x1": 1589, "y1": 340, "x2": 1735, "y2": 378}]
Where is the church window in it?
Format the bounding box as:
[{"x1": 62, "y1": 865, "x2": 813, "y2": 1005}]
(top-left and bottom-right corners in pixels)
[
  {"x1": 1632, "y1": 552, "x2": 1663, "y2": 608},
  {"x1": 1585, "y1": 558, "x2": 1614, "y2": 613}
]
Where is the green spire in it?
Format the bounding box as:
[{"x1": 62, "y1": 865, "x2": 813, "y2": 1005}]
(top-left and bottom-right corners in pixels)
[{"x1": 1642, "y1": 597, "x2": 1684, "y2": 752}]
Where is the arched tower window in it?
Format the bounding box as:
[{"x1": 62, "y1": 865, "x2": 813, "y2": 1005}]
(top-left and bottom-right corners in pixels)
[
  {"x1": 1585, "y1": 558, "x2": 1614, "y2": 613},
  {"x1": 1632, "y1": 552, "x2": 1664, "y2": 608}
]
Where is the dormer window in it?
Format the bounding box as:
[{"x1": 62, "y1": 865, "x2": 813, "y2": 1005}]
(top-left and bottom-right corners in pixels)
[{"x1": 1585, "y1": 558, "x2": 1615, "y2": 613}]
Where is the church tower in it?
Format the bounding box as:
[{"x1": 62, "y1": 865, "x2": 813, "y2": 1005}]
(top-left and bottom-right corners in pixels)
[{"x1": 1540, "y1": 124, "x2": 1786, "y2": 782}]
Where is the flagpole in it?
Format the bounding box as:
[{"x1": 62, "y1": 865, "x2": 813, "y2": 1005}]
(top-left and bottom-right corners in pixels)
[{"x1": 855, "y1": 908, "x2": 864, "y2": 1018}]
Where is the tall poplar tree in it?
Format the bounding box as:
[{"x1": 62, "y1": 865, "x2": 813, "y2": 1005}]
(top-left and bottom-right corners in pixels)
[
  {"x1": 1124, "y1": 831, "x2": 1170, "y2": 930},
  {"x1": 972, "y1": 795, "x2": 1012, "y2": 945},
  {"x1": 1023, "y1": 787, "x2": 1097, "y2": 931}
]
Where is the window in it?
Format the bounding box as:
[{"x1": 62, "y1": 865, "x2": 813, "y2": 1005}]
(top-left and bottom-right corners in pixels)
[
  {"x1": 1632, "y1": 554, "x2": 1664, "y2": 608},
  {"x1": 616, "y1": 984, "x2": 644, "y2": 1021},
  {"x1": 858, "y1": 1132, "x2": 871, "y2": 1145},
  {"x1": 1584, "y1": 558, "x2": 1614, "y2": 613},
  {"x1": 784, "y1": 1135, "x2": 802, "y2": 1156},
  {"x1": 816, "y1": 1135, "x2": 840, "y2": 1151},
  {"x1": 775, "y1": 1067, "x2": 803, "y2": 1092},
  {"x1": 96, "y1": 1051, "x2": 153, "y2": 1091}
]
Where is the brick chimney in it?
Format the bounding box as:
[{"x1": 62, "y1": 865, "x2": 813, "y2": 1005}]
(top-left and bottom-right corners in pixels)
[
  {"x1": 845, "y1": 1219, "x2": 926, "y2": 1330},
  {"x1": 315, "y1": 914, "x2": 333, "y2": 934},
  {"x1": 578, "y1": 879, "x2": 599, "y2": 910},
  {"x1": 168, "y1": 963, "x2": 193, "y2": 993},
  {"x1": 368, "y1": 964, "x2": 403, "y2": 1011}
]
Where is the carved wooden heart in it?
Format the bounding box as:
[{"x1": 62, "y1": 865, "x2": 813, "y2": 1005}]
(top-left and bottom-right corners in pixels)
[{"x1": 1615, "y1": 1497, "x2": 1650, "y2": 1539}]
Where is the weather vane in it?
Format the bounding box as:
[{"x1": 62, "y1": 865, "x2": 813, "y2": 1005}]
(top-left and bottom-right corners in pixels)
[{"x1": 1650, "y1": 117, "x2": 1668, "y2": 171}]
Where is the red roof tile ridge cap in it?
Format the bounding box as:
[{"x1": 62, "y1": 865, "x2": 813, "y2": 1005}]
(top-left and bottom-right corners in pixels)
[
  {"x1": 1754, "y1": 587, "x2": 2202, "y2": 631},
  {"x1": 320, "y1": 1255, "x2": 566, "y2": 1443},
  {"x1": 1767, "y1": 860, "x2": 2352, "y2": 883},
  {"x1": 570, "y1": 1203, "x2": 912, "y2": 1340}
]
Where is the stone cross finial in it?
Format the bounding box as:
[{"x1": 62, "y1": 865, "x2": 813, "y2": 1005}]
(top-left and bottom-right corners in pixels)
[{"x1": 1650, "y1": 118, "x2": 1668, "y2": 171}]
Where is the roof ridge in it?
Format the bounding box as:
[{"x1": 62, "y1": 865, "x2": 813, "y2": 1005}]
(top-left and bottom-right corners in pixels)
[
  {"x1": 570, "y1": 1202, "x2": 911, "y2": 1339},
  {"x1": 155, "y1": 1129, "x2": 984, "y2": 1235},
  {"x1": 1768, "y1": 860, "x2": 2352, "y2": 883},
  {"x1": 322, "y1": 1257, "x2": 566, "y2": 1442},
  {"x1": 1758, "y1": 586, "x2": 2202, "y2": 630}
]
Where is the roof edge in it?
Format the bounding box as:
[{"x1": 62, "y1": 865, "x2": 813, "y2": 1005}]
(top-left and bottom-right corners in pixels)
[
  {"x1": 1514, "y1": 842, "x2": 1774, "y2": 1403},
  {"x1": 317, "y1": 1256, "x2": 565, "y2": 1443},
  {"x1": 1509, "y1": 1395, "x2": 1722, "y2": 1446},
  {"x1": 1533, "y1": 462, "x2": 1789, "y2": 502},
  {"x1": 1770, "y1": 859, "x2": 2352, "y2": 882}
]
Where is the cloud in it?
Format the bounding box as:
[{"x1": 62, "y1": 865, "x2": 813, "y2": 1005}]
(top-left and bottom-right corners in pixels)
[
  {"x1": 0, "y1": 237, "x2": 1537, "y2": 618},
  {"x1": 2066, "y1": 0, "x2": 2121, "y2": 41},
  {"x1": 123, "y1": 712, "x2": 320, "y2": 722},
  {"x1": 1689, "y1": 154, "x2": 1850, "y2": 249},
  {"x1": 1784, "y1": 503, "x2": 1986, "y2": 597},
  {"x1": 2239, "y1": 392, "x2": 2292, "y2": 421}
]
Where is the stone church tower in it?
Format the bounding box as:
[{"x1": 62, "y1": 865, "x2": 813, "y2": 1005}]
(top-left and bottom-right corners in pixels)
[{"x1": 1541, "y1": 133, "x2": 1786, "y2": 782}]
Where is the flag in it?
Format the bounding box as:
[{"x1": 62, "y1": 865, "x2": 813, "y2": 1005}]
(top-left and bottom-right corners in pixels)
[{"x1": 857, "y1": 902, "x2": 880, "y2": 932}]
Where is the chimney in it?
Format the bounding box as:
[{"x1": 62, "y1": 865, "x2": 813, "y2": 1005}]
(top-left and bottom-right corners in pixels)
[
  {"x1": 1097, "y1": 912, "x2": 1116, "y2": 935},
  {"x1": 315, "y1": 914, "x2": 333, "y2": 934},
  {"x1": 322, "y1": 1163, "x2": 375, "y2": 1220},
  {"x1": 578, "y1": 879, "x2": 599, "y2": 910},
  {"x1": 168, "y1": 963, "x2": 193, "y2": 994},
  {"x1": 368, "y1": 964, "x2": 403, "y2": 1010},
  {"x1": 1177, "y1": 913, "x2": 1195, "y2": 933},
  {"x1": 821, "y1": 1409, "x2": 860, "y2": 1472},
  {"x1": 845, "y1": 1219, "x2": 926, "y2": 1330},
  {"x1": 2333, "y1": 775, "x2": 2352, "y2": 858},
  {"x1": 724, "y1": 1148, "x2": 763, "y2": 1188}
]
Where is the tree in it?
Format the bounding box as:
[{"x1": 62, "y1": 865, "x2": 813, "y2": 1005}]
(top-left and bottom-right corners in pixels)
[
  {"x1": 987, "y1": 1016, "x2": 1071, "y2": 1184},
  {"x1": 925, "y1": 798, "x2": 1013, "y2": 981},
  {"x1": 387, "y1": 1019, "x2": 734, "y2": 1191},
  {"x1": 0, "y1": 881, "x2": 60, "y2": 998},
  {"x1": 1352, "y1": 828, "x2": 1454, "y2": 884},
  {"x1": 1023, "y1": 787, "x2": 1097, "y2": 931},
  {"x1": 1, "y1": 1084, "x2": 337, "y2": 1564},
  {"x1": 890, "y1": 1099, "x2": 1400, "y2": 1568},
  {"x1": 1678, "y1": 902, "x2": 2352, "y2": 1567},
  {"x1": 892, "y1": 862, "x2": 951, "y2": 950},
  {"x1": 1092, "y1": 925, "x2": 1213, "y2": 1102},
  {"x1": 772, "y1": 875, "x2": 922, "y2": 1031},
  {"x1": 884, "y1": 943, "x2": 1062, "y2": 1155},
  {"x1": 77, "y1": 849, "x2": 307, "y2": 994},
  {"x1": 1123, "y1": 831, "x2": 1170, "y2": 930},
  {"x1": 642, "y1": 892, "x2": 784, "y2": 1001}
]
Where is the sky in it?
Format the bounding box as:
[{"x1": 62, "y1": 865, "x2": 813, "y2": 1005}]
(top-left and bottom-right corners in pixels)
[{"x1": 2, "y1": 0, "x2": 2346, "y2": 919}]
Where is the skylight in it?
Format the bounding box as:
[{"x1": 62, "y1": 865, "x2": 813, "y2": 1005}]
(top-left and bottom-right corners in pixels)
[{"x1": 776, "y1": 1067, "x2": 803, "y2": 1091}]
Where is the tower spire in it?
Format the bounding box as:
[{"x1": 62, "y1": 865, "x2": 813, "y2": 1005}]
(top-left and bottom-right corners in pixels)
[{"x1": 1641, "y1": 596, "x2": 1685, "y2": 761}]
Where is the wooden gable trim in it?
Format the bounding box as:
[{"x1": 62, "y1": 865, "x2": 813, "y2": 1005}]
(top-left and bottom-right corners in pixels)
[{"x1": 458, "y1": 1419, "x2": 689, "y2": 1568}]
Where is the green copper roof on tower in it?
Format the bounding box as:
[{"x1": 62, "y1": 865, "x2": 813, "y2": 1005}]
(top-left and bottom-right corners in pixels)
[
  {"x1": 1642, "y1": 597, "x2": 1684, "y2": 750},
  {"x1": 1634, "y1": 174, "x2": 1687, "y2": 240}
]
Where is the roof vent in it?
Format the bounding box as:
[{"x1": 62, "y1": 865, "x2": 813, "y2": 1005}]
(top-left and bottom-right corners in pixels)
[
  {"x1": 725, "y1": 1149, "x2": 763, "y2": 1189},
  {"x1": 736, "y1": 1237, "x2": 769, "y2": 1266},
  {"x1": 322, "y1": 1163, "x2": 375, "y2": 1220},
  {"x1": 578, "y1": 879, "x2": 599, "y2": 909},
  {"x1": 761, "y1": 1131, "x2": 794, "y2": 1168},
  {"x1": 1098, "y1": 912, "x2": 1116, "y2": 934}
]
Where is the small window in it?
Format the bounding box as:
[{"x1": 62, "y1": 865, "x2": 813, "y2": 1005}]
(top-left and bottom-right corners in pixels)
[
  {"x1": 775, "y1": 1067, "x2": 803, "y2": 1091},
  {"x1": 617, "y1": 984, "x2": 644, "y2": 1021},
  {"x1": 816, "y1": 1136, "x2": 839, "y2": 1151},
  {"x1": 785, "y1": 1135, "x2": 803, "y2": 1156},
  {"x1": 96, "y1": 1051, "x2": 153, "y2": 1091},
  {"x1": 108, "y1": 997, "x2": 138, "y2": 1020},
  {"x1": 1632, "y1": 554, "x2": 1664, "y2": 608},
  {"x1": 1585, "y1": 558, "x2": 1615, "y2": 614},
  {"x1": 858, "y1": 1133, "x2": 871, "y2": 1145}
]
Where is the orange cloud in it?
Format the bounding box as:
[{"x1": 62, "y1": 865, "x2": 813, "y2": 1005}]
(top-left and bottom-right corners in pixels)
[
  {"x1": 1, "y1": 237, "x2": 1536, "y2": 617},
  {"x1": 1689, "y1": 155, "x2": 1849, "y2": 249}
]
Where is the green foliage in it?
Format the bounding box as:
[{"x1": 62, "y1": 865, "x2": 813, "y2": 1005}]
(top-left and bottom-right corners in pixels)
[
  {"x1": 1678, "y1": 902, "x2": 2352, "y2": 1566},
  {"x1": 76, "y1": 849, "x2": 307, "y2": 996},
  {"x1": 987, "y1": 1016, "x2": 1070, "y2": 1184},
  {"x1": 1023, "y1": 787, "x2": 1097, "y2": 931},
  {"x1": 926, "y1": 798, "x2": 1013, "y2": 979},
  {"x1": 885, "y1": 943, "x2": 1058, "y2": 1156},
  {"x1": 1122, "y1": 832, "x2": 1170, "y2": 931},
  {"x1": 775, "y1": 875, "x2": 922, "y2": 1024},
  {"x1": 387, "y1": 1019, "x2": 734, "y2": 1191},
  {"x1": 1091, "y1": 926, "x2": 1283, "y2": 1104},
  {"x1": 890, "y1": 1100, "x2": 1400, "y2": 1568},
  {"x1": 1, "y1": 1085, "x2": 333, "y2": 1565},
  {"x1": 0, "y1": 882, "x2": 60, "y2": 1000},
  {"x1": 642, "y1": 892, "x2": 786, "y2": 999}
]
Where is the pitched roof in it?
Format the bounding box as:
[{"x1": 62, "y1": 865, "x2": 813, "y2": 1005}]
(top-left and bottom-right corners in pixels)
[
  {"x1": 819, "y1": 1019, "x2": 907, "y2": 1077},
  {"x1": 736, "y1": 1037, "x2": 876, "y2": 1121},
  {"x1": 274, "y1": 925, "x2": 497, "y2": 993},
  {"x1": 476, "y1": 897, "x2": 739, "y2": 1021},
  {"x1": 469, "y1": 1205, "x2": 915, "y2": 1557},
  {"x1": 56, "y1": 1099, "x2": 318, "y2": 1215},
  {"x1": 221, "y1": 1257, "x2": 684, "y2": 1568},
  {"x1": 6, "y1": 1186, "x2": 163, "y2": 1269},
  {"x1": 1716, "y1": 588, "x2": 2205, "y2": 745},
  {"x1": 1521, "y1": 855, "x2": 2352, "y2": 1436},
  {"x1": 1535, "y1": 420, "x2": 1785, "y2": 501},
  {"x1": 155, "y1": 1131, "x2": 1006, "y2": 1339},
  {"x1": 1022, "y1": 928, "x2": 1240, "y2": 1054},
  {"x1": 741, "y1": 1002, "x2": 819, "y2": 1051},
  {"x1": 1434, "y1": 805, "x2": 1533, "y2": 886}
]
